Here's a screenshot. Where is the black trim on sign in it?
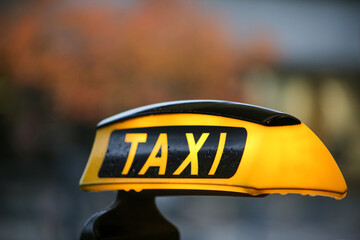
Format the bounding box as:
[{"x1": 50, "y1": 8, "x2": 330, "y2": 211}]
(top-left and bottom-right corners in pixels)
[{"x1": 97, "y1": 100, "x2": 301, "y2": 128}]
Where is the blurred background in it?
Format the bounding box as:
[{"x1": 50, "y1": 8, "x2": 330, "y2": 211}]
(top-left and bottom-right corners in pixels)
[{"x1": 0, "y1": 0, "x2": 359, "y2": 239}]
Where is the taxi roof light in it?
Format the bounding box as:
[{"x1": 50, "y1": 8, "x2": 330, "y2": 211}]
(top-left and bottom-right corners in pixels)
[{"x1": 79, "y1": 100, "x2": 347, "y2": 199}]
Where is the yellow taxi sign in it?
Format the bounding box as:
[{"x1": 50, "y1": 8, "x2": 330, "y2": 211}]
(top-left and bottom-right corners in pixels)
[
  {"x1": 79, "y1": 100, "x2": 347, "y2": 199},
  {"x1": 97, "y1": 126, "x2": 246, "y2": 179}
]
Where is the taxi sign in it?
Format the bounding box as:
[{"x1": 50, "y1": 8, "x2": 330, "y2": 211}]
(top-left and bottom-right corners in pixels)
[
  {"x1": 98, "y1": 126, "x2": 246, "y2": 179},
  {"x1": 79, "y1": 100, "x2": 347, "y2": 199}
]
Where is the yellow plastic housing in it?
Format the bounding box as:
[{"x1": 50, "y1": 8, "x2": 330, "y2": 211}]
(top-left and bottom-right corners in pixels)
[{"x1": 80, "y1": 113, "x2": 347, "y2": 199}]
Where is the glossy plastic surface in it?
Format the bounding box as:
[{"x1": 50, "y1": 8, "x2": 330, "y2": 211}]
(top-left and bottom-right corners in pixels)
[
  {"x1": 80, "y1": 101, "x2": 347, "y2": 199},
  {"x1": 97, "y1": 100, "x2": 301, "y2": 128}
]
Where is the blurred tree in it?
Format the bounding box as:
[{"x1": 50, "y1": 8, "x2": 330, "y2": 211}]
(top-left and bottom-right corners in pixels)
[{"x1": 1, "y1": 0, "x2": 276, "y2": 123}]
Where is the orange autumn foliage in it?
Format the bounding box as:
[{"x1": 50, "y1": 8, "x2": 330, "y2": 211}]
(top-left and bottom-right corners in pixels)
[{"x1": 2, "y1": 0, "x2": 275, "y2": 123}]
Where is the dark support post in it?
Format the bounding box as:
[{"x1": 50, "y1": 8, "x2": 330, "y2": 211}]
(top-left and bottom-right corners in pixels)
[{"x1": 80, "y1": 192, "x2": 180, "y2": 240}]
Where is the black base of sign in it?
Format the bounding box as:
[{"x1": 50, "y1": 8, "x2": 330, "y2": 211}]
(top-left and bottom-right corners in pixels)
[{"x1": 80, "y1": 191, "x2": 180, "y2": 240}]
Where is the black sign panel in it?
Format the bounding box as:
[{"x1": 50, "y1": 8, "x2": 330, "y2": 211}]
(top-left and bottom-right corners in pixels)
[{"x1": 98, "y1": 126, "x2": 247, "y2": 178}]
